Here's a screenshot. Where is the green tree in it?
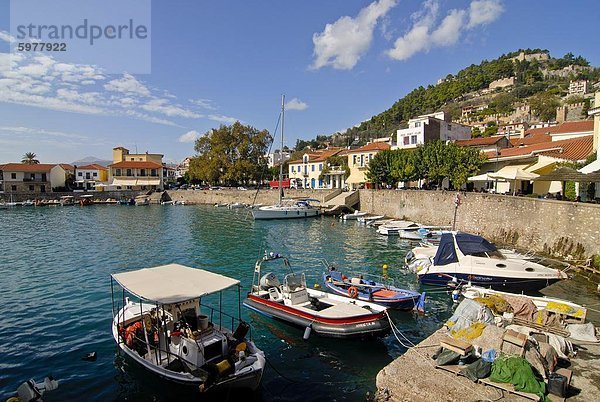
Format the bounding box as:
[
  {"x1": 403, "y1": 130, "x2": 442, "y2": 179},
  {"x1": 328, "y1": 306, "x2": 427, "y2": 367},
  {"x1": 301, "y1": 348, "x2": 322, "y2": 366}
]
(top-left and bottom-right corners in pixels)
[
  {"x1": 189, "y1": 122, "x2": 272, "y2": 185},
  {"x1": 529, "y1": 92, "x2": 561, "y2": 121},
  {"x1": 366, "y1": 150, "x2": 397, "y2": 187},
  {"x1": 21, "y1": 152, "x2": 39, "y2": 164}
]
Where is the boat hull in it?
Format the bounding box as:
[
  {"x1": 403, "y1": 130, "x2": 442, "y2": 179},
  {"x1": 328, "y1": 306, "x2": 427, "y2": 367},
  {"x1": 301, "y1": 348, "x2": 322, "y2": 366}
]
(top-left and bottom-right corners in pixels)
[
  {"x1": 322, "y1": 281, "x2": 419, "y2": 310},
  {"x1": 252, "y1": 208, "x2": 320, "y2": 220},
  {"x1": 243, "y1": 295, "x2": 389, "y2": 338},
  {"x1": 418, "y1": 272, "x2": 562, "y2": 292}
]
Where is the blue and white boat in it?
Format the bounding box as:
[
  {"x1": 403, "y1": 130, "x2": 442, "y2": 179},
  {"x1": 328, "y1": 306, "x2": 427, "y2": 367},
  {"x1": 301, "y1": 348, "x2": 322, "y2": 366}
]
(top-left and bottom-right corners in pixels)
[
  {"x1": 406, "y1": 232, "x2": 568, "y2": 292},
  {"x1": 323, "y1": 267, "x2": 421, "y2": 310}
]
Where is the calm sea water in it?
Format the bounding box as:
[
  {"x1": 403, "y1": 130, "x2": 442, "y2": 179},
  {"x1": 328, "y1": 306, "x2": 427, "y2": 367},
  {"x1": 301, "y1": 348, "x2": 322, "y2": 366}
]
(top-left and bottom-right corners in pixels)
[{"x1": 0, "y1": 205, "x2": 597, "y2": 401}]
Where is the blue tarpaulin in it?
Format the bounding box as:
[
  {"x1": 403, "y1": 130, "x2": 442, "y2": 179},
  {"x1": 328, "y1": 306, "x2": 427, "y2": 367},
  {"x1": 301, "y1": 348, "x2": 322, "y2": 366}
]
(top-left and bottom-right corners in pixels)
[{"x1": 433, "y1": 233, "x2": 498, "y2": 266}]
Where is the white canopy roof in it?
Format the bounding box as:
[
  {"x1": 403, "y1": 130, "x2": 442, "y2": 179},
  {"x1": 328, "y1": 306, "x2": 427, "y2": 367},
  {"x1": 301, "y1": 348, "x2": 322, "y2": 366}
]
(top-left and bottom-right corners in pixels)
[
  {"x1": 111, "y1": 264, "x2": 240, "y2": 304},
  {"x1": 467, "y1": 173, "x2": 495, "y2": 182},
  {"x1": 579, "y1": 158, "x2": 600, "y2": 174},
  {"x1": 488, "y1": 164, "x2": 539, "y2": 181}
]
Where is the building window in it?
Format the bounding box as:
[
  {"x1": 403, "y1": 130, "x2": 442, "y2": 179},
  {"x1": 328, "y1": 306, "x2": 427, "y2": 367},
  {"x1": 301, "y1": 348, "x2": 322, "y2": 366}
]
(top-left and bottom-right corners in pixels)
[
  {"x1": 140, "y1": 169, "x2": 146, "y2": 177},
  {"x1": 447, "y1": 124, "x2": 452, "y2": 130},
  {"x1": 29, "y1": 185, "x2": 34, "y2": 191},
  {"x1": 353, "y1": 155, "x2": 357, "y2": 165},
  {"x1": 30, "y1": 173, "x2": 35, "y2": 179},
  {"x1": 151, "y1": 169, "x2": 157, "y2": 176},
  {"x1": 11, "y1": 185, "x2": 17, "y2": 191},
  {"x1": 319, "y1": 164, "x2": 322, "y2": 171},
  {"x1": 115, "y1": 169, "x2": 121, "y2": 176},
  {"x1": 403, "y1": 136, "x2": 410, "y2": 145},
  {"x1": 126, "y1": 169, "x2": 132, "y2": 176},
  {"x1": 93, "y1": 172, "x2": 97, "y2": 177},
  {"x1": 411, "y1": 135, "x2": 417, "y2": 144},
  {"x1": 78, "y1": 172, "x2": 83, "y2": 177},
  {"x1": 11, "y1": 173, "x2": 16, "y2": 179},
  {"x1": 40, "y1": 185, "x2": 45, "y2": 193},
  {"x1": 291, "y1": 166, "x2": 295, "y2": 172},
  {"x1": 414, "y1": 121, "x2": 421, "y2": 127},
  {"x1": 311, "y1": 165, "x2": 315, "y2": 172}
]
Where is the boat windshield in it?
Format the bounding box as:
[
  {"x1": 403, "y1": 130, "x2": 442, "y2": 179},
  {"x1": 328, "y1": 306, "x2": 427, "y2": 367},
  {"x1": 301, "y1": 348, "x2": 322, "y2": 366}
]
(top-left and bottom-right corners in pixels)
[
  {"x1": 283, "y1": 273, "x2": 306, "y2": 291},
  {"x1": 455, "y1": 233, "x2": 505, "y2": 260}
]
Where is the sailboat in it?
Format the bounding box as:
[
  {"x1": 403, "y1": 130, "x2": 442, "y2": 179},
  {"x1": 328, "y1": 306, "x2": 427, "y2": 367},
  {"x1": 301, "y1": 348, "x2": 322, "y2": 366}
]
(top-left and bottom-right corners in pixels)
[{"x1": 251, "y1": 95, "x2": 320, "y2": 220}]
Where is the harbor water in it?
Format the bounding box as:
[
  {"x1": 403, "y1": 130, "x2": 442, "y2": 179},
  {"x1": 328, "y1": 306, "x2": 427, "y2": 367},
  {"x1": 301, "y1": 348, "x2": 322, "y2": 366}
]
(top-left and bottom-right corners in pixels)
[{"x1": 0, "y1": 205, "x2": 597, "y2": 401}]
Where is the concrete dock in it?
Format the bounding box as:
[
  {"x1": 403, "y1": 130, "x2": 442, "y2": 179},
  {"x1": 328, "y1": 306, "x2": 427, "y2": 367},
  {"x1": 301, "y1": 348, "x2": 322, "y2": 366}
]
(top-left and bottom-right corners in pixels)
[{"x1": 375, "y1": 327, "x2": 600, "y2": 402}]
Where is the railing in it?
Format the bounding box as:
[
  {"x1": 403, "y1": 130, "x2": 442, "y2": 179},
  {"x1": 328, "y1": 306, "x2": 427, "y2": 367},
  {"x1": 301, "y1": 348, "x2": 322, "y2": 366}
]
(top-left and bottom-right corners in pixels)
[{"x1": 22, "y1": 178, "x2": 48, "y2": 182}]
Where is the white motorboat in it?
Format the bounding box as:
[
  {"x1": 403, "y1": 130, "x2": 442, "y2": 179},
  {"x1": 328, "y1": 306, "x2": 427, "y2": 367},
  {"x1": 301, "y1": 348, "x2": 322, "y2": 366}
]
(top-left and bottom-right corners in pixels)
[
  {"x1": 405, "y1": 232, "x2": 568, "y2": 292},
  {"x1": 228, "y1": 202, "x2": 246, "y2": 209},
  {"x1": 357, "y1": 215, "x2": 385, "y2": 224},
  {"x1": 135, "y1": 196, "x2": 150, "y2": 206},
  {"x1": 252, "y1": 96, "x2": 320, "y2": 221},
  {"x1": 376, "y1": 220, "x2": 419, "y2": 237},
  {"x1": 111, "y1": 264, "x2": 265, "y2": 392},
  {"x1": 243, "y1": 254, "x2": 390, "y2": 338},
  {"x1": 341, "y1": 211, "x2": 368, "y2": 220}
]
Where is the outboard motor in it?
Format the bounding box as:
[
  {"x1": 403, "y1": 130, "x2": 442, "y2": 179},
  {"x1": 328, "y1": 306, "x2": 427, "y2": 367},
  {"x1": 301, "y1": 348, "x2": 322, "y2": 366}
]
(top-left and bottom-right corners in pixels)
[
  {"x1": 259, "y1": 272, "x2": 280, "y2": 290},
  {"x1": 233, "y1": 321, "x2": 250, "y2": 341}
]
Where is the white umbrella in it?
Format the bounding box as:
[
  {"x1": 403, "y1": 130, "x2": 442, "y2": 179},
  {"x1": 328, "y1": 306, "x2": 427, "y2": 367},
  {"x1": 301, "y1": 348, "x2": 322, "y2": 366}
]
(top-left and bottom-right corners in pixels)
[{"x1": 489, "y1": 165, "x2": 539, "y2": 195}]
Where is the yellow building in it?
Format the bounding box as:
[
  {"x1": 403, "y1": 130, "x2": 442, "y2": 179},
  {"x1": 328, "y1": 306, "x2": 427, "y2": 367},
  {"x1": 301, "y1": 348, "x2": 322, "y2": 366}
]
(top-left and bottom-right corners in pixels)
[
  {"x1": 288, "y1": 148, "x2": 343, "y2": 189},
  {"x1": 108, "y1": 147, "x2": 164, "y2": 191},
  {"x1": 345, "y1": 142, "x2": 390, "y2": 189}
]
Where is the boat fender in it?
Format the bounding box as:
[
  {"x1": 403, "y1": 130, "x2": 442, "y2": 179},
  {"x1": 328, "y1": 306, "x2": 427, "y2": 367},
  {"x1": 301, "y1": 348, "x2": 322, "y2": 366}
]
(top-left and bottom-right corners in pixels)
[
  {"x1": 303, "y1": 324, "x2": 312, "y2": 340},
  {"x1": 348, "y1": 286, "x2": 359, "y2": 299},
  {"x1": 451, "y1": 289, "x2": 460, "y2": 303}
]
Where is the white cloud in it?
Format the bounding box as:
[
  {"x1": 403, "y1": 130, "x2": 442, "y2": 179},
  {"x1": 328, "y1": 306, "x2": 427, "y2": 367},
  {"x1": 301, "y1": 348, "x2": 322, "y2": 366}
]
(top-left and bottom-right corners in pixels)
[
  {"x1": 178, "y1": 130, "x2": 200, "y2": 143},
  {"x1": 0, "y1": 31, "x2": 15, "y2": 43},
  {"x1": 141, "y1": 98, "x2": 202, "y2": 119},
  {"x1": 387, "y1": 0, "x2": 503, "y2": 61},
  {"x1": 311, "y1": 0, "x2": 397, "y2": 70},
  {"x1": 104, "y1": 73, "x2": 151, "y2": 97},
  {"x1": 189, "y1": 98, "x2": 217, "y2": 110},
  {"x1": 285, "y1": 98, "x2": 308, "y2": 111},
  {"x1": 468, "y1": 0, "x2": 504, "y2": 28},
  {"x1": 208, "y1": 114, "x2": 238, "y2": 124},
  {"x1": 0, "y1": 126, "x2": 87, "y2": 139}
]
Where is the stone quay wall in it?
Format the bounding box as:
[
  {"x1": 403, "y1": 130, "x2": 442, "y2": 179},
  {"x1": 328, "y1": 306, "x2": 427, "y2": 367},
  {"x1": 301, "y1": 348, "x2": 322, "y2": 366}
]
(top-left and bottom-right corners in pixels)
[
  {"x1": 167, "y1": 189, "x2": 327, "y2": 206},
  {"x1": 1, "y1": 190, "x2": 141, "y2": 202},
  {"x1": 359, "y1": 189, "x2": 600, "y2": 259}
]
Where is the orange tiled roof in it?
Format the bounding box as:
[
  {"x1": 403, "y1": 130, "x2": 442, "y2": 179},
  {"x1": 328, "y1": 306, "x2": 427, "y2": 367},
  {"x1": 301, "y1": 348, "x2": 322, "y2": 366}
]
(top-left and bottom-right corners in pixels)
[
  {"x1": 455, "y1": 136, "x2": 506, "y2": 147},
  {"x1": 77, "y1": 164, "x2": 108, "y2": 170},
  {"x1": 288, "y1": 148, "x2": 344, "y2": 164},
  {"x1": 0, "y1": 163, "x2": 57, "y2": 172},
  {"x1": 109, "y1": 161, "x2": 163, "y2": 169},
  {"x1": 57, "y1": 163, "x2": 74, "y2": 171},
  {"x1": 484, "y1": 135, "x2": 594, "y2": 161},
  {"x1": 345, "y1": 142, "x2": 390, "y2": 153},
  {"x1": 510, "y1": 133, "x2": 552, "y2": 147},
  {"x1": 523, "y1": 120, "x2": 593, "y2": 137}
]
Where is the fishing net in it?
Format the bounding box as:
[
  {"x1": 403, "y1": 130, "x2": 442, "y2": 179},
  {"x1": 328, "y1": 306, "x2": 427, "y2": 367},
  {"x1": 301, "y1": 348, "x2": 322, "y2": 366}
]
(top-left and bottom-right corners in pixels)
[
  {"x1": 546, "y1": 301, "x2": 585, "y2": 318},
  {"x1": 451, "y1": 322, "x2": 487, "y2": 341},
  {"x1": 489, "y1": 355, "x2": 547, "y2": 401},
  {"x1": 474, "y1": 295, "x2": 513, "y2": 315}
]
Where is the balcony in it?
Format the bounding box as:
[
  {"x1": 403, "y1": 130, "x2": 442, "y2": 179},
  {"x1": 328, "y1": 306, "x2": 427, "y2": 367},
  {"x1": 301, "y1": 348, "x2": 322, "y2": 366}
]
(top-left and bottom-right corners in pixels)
[{"x1": 23, "y1": 178, "x2": 48, "y2": 182}]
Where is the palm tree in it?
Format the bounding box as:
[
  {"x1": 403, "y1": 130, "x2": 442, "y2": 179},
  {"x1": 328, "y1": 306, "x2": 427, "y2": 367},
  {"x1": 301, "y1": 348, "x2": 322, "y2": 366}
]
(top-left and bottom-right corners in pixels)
[{"x1": 21, "y1": 152, "x2": 40, "y2": 165}]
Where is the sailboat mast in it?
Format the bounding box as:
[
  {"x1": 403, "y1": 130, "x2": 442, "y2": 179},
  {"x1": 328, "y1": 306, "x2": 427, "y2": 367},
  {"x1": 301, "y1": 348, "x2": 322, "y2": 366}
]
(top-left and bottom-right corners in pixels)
[{"x1": 279, "y1": 95, "x2": 285, "y2": 205}]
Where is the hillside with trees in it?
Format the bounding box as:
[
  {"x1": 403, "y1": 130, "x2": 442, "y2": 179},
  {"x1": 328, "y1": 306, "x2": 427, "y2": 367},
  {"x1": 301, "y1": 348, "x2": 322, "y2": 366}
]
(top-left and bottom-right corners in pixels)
[{"x1": 300, "y1": 49, "x2": 599, "y2": 150}]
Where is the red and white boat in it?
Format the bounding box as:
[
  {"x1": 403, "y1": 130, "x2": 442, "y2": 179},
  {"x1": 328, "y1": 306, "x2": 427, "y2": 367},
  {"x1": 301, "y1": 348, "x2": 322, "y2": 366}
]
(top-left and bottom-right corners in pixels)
[{"x1": 243, "y1": 254, "x2": 390, "y2": 339}]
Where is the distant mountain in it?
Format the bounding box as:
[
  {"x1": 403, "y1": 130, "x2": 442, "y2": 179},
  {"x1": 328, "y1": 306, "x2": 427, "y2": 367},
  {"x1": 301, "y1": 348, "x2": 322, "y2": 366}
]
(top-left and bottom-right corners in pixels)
[{"x1": 71, "y1": 156, "x2": 111, "y2": 167}]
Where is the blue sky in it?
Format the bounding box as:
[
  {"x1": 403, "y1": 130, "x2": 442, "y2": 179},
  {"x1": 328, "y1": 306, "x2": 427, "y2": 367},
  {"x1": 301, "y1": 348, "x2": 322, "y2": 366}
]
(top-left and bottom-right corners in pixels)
[{"x1": 0, "y1": 0, "x2": 598, "y2": 164}]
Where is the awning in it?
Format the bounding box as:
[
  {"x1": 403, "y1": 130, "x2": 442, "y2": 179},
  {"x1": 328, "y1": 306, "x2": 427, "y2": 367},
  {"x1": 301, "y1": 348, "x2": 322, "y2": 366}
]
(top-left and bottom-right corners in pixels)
[
  {"x1": 580, "y1": 159, "x2": 600, "y2": 174},
  {"x1": 467, "y1": 173, "x2": 496, "y2": 182},
  {"x1": 488, "y1": 164, "x2": 539, "y2": 181},
  {"x1": 525, "y1": 160, "x2": 556, "y2": 174},
  {"x1": 533, "y1": 167, "x2": 589, "y2": 182},
  {"x1": 136, "y1": 178, "x2": 161, "y2": 186},
  {"x1": 111, "y1": 264, "x2": 240, "y2": 304},
  {"x1": 112, "y1": 178, "x2": 138, "y2": 186}
]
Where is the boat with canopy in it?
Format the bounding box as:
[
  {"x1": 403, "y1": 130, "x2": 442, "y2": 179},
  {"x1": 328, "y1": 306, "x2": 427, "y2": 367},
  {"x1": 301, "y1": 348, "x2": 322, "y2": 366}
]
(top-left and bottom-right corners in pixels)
[{"x1": 110, "y1": 264, "x2": 265, "y2": 392}]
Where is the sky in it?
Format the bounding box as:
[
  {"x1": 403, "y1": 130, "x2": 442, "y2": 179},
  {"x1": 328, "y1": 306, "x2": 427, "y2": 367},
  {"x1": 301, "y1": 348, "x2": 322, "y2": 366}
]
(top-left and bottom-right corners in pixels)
[{"x1": 0, "y1": 0, "x2": 598, "y2": 164}]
